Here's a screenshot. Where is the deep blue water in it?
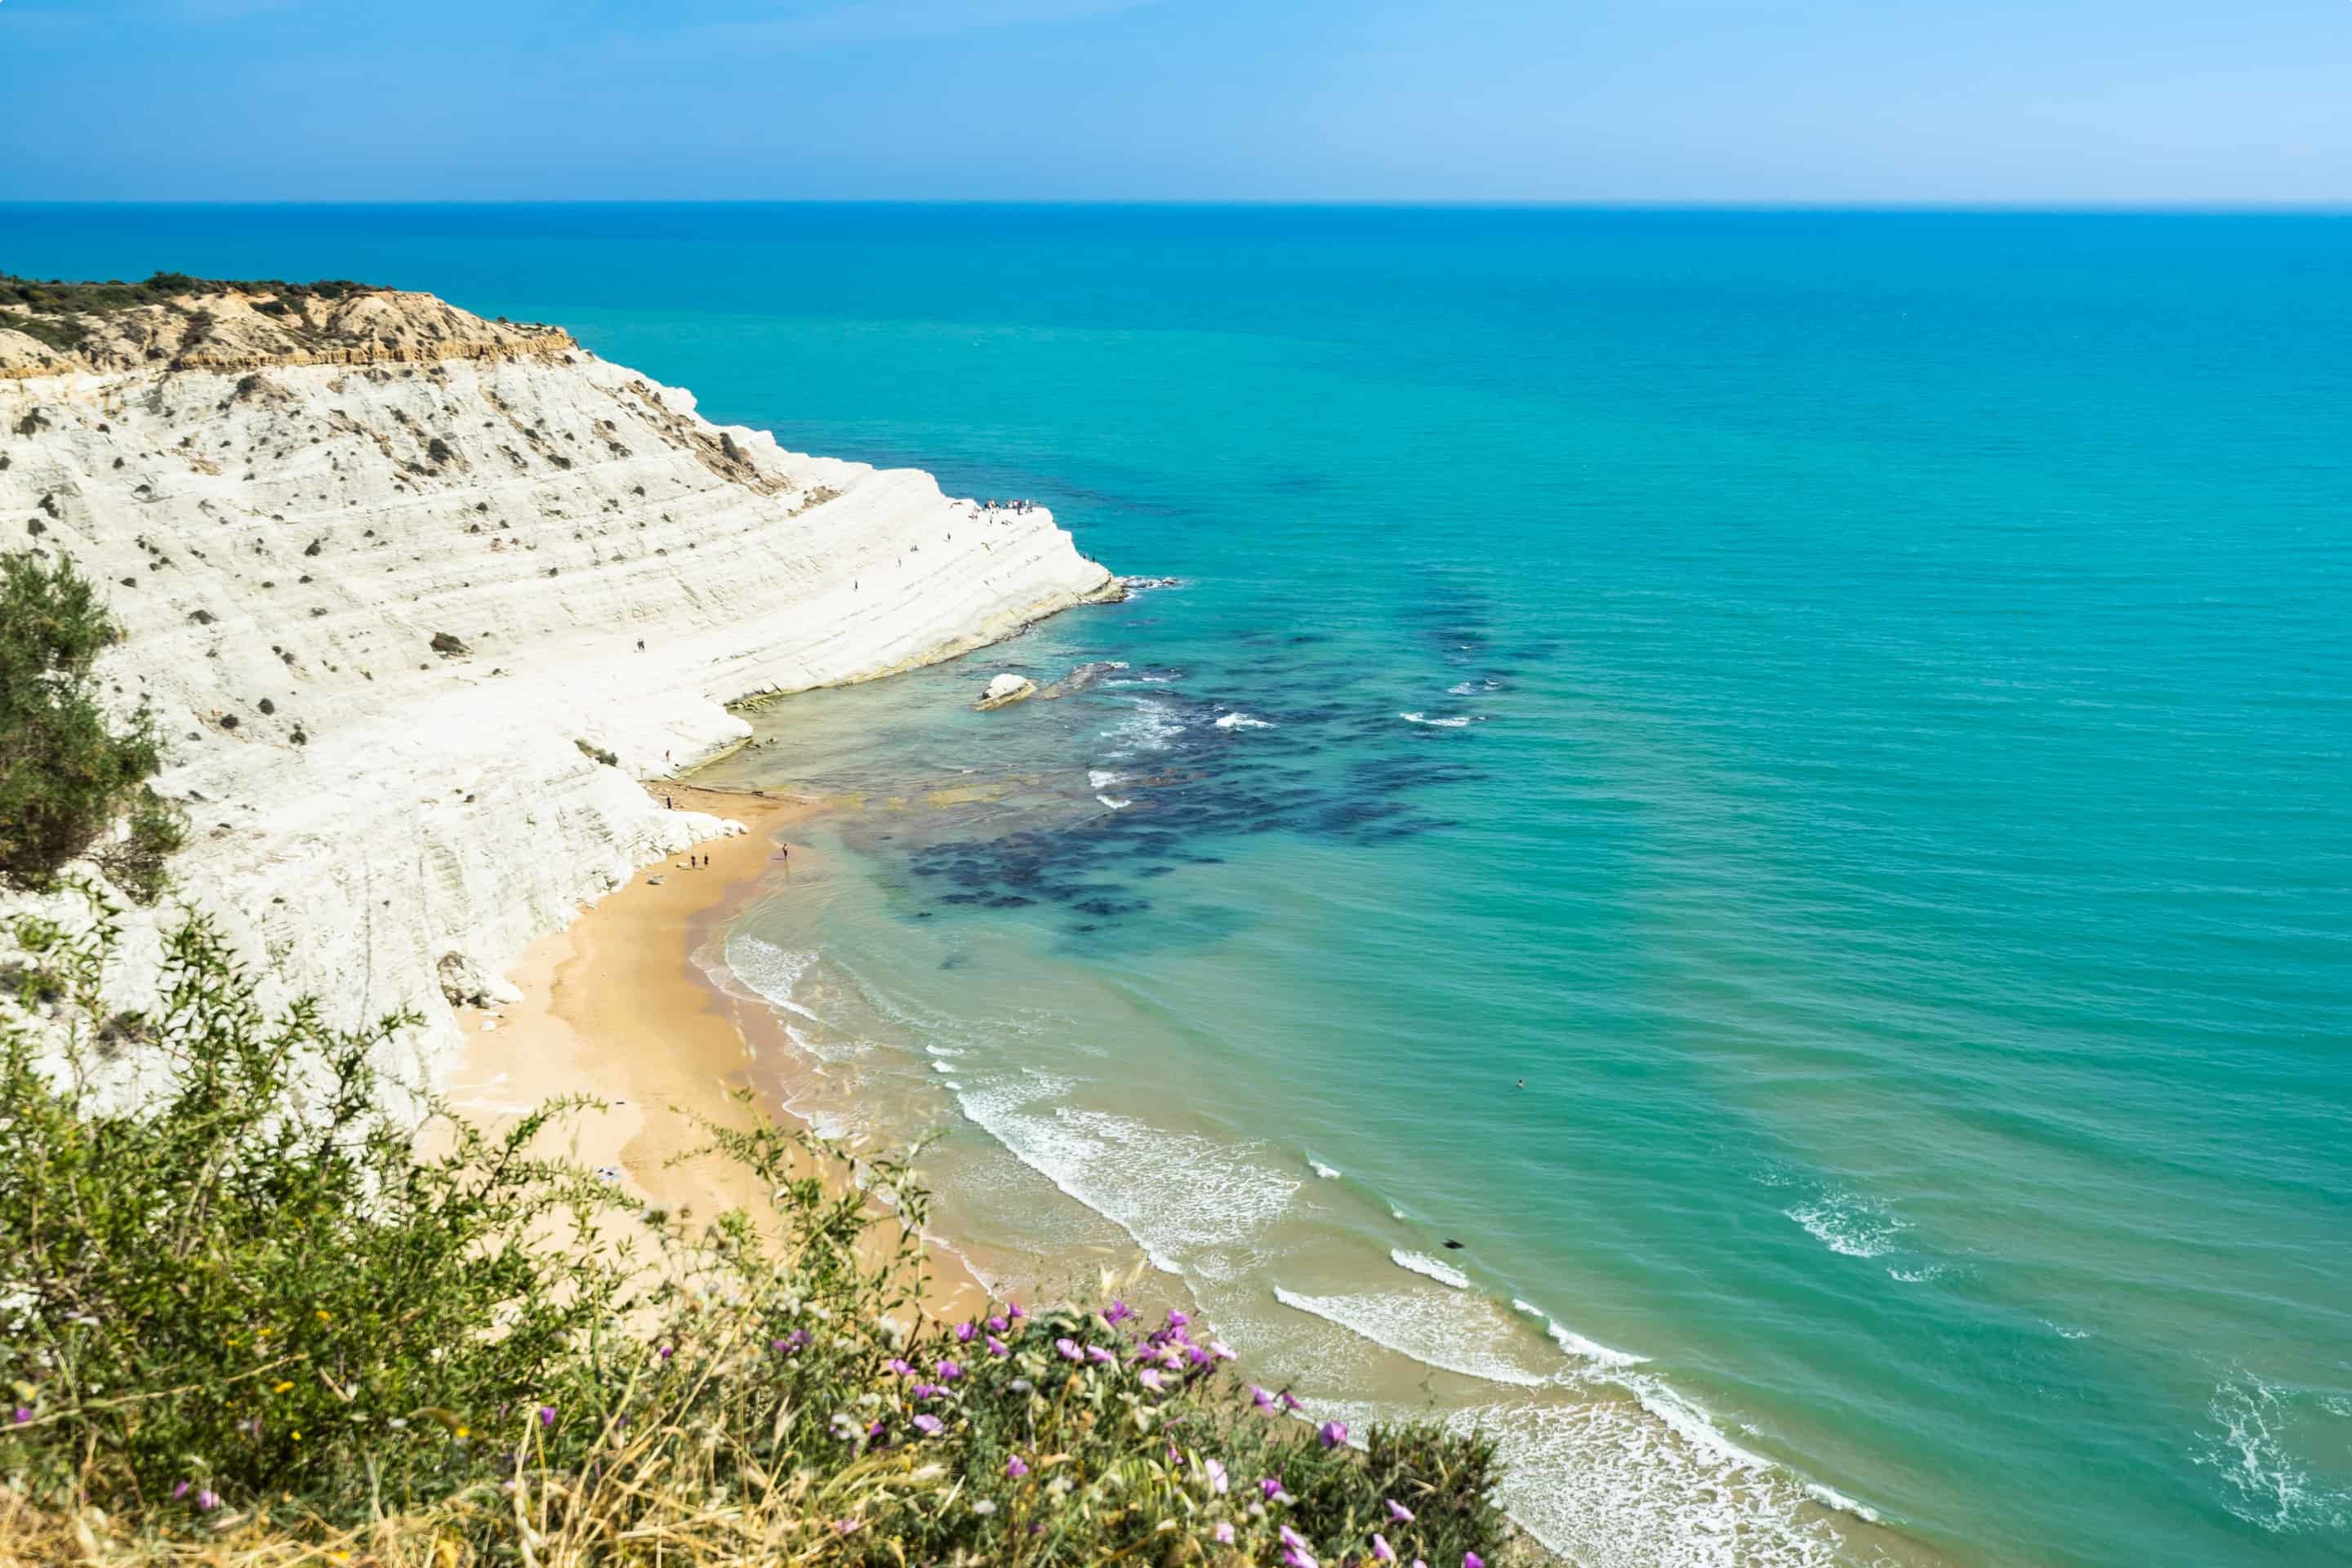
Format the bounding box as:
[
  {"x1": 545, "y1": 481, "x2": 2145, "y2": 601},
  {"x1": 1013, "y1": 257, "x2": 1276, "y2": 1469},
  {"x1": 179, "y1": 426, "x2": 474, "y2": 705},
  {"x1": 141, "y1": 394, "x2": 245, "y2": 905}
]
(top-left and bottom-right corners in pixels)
[{"x1": 10, "y1": 204, "x2": 2349, "y2": 1567}]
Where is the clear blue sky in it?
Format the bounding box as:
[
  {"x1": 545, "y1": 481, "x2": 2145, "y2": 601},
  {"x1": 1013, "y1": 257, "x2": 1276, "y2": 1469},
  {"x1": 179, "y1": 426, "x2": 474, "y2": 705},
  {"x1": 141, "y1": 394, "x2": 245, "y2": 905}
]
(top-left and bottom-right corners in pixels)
[{"x1": 3, "y1": 0, "x2": 2348, "y2": 205}]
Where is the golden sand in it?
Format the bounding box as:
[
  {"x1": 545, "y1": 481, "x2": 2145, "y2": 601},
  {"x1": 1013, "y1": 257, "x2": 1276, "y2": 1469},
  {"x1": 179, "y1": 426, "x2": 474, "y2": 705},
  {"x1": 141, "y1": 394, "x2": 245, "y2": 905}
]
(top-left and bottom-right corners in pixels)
[{"x1": 445, "y1": 782, "x2": 986, "y2": 1321}]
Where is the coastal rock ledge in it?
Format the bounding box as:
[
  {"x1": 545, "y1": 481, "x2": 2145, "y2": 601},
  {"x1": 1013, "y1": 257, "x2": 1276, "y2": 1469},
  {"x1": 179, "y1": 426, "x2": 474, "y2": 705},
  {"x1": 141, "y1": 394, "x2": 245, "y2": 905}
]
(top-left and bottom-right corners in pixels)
[{"x1": 0, "y1": 276, "x2": 1113, "y2": 1102}]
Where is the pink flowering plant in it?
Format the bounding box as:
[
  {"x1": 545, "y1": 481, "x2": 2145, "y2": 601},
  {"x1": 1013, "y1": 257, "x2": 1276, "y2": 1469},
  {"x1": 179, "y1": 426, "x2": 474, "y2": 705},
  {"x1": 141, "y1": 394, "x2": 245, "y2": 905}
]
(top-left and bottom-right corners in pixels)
[{"x1": 0, "y1": 891, "x2": 1521, "y2": 1564}]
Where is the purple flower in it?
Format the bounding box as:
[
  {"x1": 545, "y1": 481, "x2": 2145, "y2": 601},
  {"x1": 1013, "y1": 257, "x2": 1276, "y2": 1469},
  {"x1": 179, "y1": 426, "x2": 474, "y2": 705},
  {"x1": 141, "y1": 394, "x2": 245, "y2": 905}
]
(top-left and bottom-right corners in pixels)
[
  {"x1": 1203, "y1": 1457, "x2": 1228, "y2": 1494},
  {"x1": 1055, "y1": 1337, "x2": 1083, "y2": 1361},
  {"x1": 1280, "y1": 1390, "x2": 1305, "y2": 1413},
  {"x1": 935, "y1": 1359, "x2": 962, "y2": 1383},
  {"x1": 987, "y1": 1315, "x2": 1009, "y2": 1334},
  {"x1": 1214, "y1": 1521, "x2": 1236, "y2": 1544},
  {"x1": 1007, "y1": 1454, "x2": 1031, "y2": 1478},
  {"x1": 912, "y1": 1383, "x2": 940, "y2": 1400},
  {"x1": 1087, "y1": 1344, "x2": 1116, "y2": 1364},
  {"x1": 195, "y1": 1490, "x2": 221, "y2": 1513},
  {"x1": 912, "y1": 1413, "x2": 944, "y2": 1437},
  {"x1": 887, "y1": 1357, "x2": 915, "y2": 1377},
  {"x1": 835, "y1": 1518, "x2": 862, "y2": 1535},
  {"x1": 1387, "y1": 1499, "x2": 1415, "y2": 1523},
  {"x1": 987, "y1": 1335, "x2": 1009, "y2": 1356},
  {"x1": 955, "y1": 1320, "x2": 976, "y2": 1343},
  {"x1": 1138, "y1": 1368, "x2": 1165, "y2": 1392},
  {"x1": 1252, "y1": 1385, "x2": 1277, "y2": 1412},
  {"x1": 1282, "y1": 1550, "x2": 1318, "y2": 1568},
  {"x1": 1187, "y1": 1344, "x2": 1210, "y2": 1367},
  {"x1": 1373, "y1": 1534, "x2": 1397, "y2": 1562},
  {"x1": 1261, "y1": 1476, "x2": 1285, "y2": 1500},
  {"x1": 1006, "y1": 1300, "x2": 1026, "y2": 1321},
  {"x1": 1464, "y1": 1556, "x2": 1485, "y2": 1568},
  {"x1": 1318, "y1": 1420, "x2": 1348, "y2": 1449},
  {"x1": 1209, "y1": 1340, "x2": 1237, "y2": 1361},
  {"x1": 1166, "y1": 1309, "x2": 1189, "y2": 1328},
  {"x1": 1104, "y1": 1299, "x2": 1134, "y2": 1325},
  {"x1": 538, "y1": 1405, "x2": 557, "y2": 1428},
  {"x1": 1281, "y1": 1524, "x2": 1312, "y2": 1554},
  {"x1": 657, "y1": 1345, "x2": 673, "y2": 1361},
  {"x1": 8, "y1": 1406, "x2": 28, "y2": 1426},
  {"x1": 172, "y1": 1481, "x2": 190, "y2": 1500}
]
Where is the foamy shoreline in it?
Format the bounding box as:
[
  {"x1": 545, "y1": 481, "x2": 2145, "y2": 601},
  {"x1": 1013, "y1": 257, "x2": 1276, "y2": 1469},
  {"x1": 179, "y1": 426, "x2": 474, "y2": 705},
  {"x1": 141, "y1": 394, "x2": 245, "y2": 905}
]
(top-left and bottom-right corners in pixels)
[{"x1": 655, "y1": 772, "x2": 1944, "y2": 1568}]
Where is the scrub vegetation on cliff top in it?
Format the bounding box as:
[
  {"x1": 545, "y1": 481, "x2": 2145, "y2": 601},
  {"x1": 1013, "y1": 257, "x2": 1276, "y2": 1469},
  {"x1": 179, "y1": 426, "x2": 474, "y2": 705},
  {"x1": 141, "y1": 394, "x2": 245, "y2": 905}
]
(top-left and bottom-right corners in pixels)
[
  {"x1": 0, "y1": 889, "x2": 1525, "y2": 1567},
  {"x1": 0, "y1": 550, "x2": 184, "y2": 903},
  {"x1": 1, "y1": 274, "x2": 382, "y2": 358}
]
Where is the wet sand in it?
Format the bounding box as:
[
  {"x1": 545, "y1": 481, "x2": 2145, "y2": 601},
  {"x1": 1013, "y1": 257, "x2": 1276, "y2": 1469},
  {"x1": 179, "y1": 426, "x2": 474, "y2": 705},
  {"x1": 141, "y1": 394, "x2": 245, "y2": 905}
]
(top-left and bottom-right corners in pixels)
[{"x1": 444, "y1": 782, "x2": 987, "y2": 1322}]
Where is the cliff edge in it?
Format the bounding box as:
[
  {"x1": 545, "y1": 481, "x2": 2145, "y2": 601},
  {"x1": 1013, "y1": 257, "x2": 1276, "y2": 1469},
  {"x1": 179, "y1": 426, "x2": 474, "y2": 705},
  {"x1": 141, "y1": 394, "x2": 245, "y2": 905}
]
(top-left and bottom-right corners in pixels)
[{"x1": 0, "y1": 274, "x2": 1114, "y2": 1099}]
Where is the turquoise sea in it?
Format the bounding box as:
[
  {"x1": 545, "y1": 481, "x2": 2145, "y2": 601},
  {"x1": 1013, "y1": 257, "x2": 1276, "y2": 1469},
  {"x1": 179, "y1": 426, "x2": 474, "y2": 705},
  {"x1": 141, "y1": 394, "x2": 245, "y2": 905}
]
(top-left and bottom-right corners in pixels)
[{"x1": 10, "y1": 205, "x2": 2349, "y2": 1567}]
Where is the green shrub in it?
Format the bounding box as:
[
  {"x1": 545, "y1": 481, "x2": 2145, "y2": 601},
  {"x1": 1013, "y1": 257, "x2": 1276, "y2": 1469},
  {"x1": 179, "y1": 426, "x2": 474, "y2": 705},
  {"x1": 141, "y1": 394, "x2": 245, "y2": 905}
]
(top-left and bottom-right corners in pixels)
[
  {"x1": 0, "y1": 893, "x2": 1521, "y2": 1566},
  {"x1": 0, "y1": 552, "x2": 184, "y2": 902}
]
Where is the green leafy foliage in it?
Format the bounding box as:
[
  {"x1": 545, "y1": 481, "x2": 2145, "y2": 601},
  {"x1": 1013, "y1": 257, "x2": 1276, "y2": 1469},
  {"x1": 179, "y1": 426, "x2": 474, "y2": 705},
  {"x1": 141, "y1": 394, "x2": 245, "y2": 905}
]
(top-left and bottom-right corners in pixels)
[
  {"x1": 0, "y1": 552, "x2": 184, "y2": 902},
  {"x1": 0, "y1": 893, "x2": 1524, "y2": 1565}
]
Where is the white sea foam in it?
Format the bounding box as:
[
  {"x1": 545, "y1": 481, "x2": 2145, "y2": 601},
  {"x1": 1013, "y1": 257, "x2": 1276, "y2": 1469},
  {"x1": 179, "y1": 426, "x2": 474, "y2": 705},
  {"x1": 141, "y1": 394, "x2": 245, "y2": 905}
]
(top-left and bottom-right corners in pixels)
[
  {"x1": 1619, "y1": 1377, "x2": 1772, "y2": 1472},
  {"x1": 931, "y1": 1060, "x2": 954, "y2": 1074},
  {"x1": 1428, "y1": 1396, "x2": 1855, "y2": 1567},
  {"x1": 1310, "y1": 1160, "x2": 1341, "y2": 1179},
  {"x1": 1513, "y1": 1298, "x2": 1545, "y2": 1318},
  {"x1": 1547, "y1": 1319, "x2": 1650, "y2": 1370},
  {"x1": 1886, "y1": 1262, "x2": 1947, "y2": 1283},
  {"x1": 1390, "y1": 1249, "x2": 1472, "y2": 1289},
  {"x1": 1399, "y1": 711, "x2": 1475, "y2": 728},
  {"x1": 1801, "y1": 1481, "x2": 1883, "y2": 1525},
  {"x1": 1214, "y1": 710, "x2": 1272, "y2": 730},
  {"x1": 1272, "y1": 1286, "x2": 1552, "y2": 1388},
  {"x1": 1102, "y1": 697, "x2": 1186, "y2": 756},
  {"x1": 956, "y1": 1077, "x2": 1300, "y2": 1276},
  {"x1": 1448, "y1": 678, "x2": 1503, "y2": 696},
  {"x1": 1784, "y1": 1190, "x2": 1909, "y2": 1259},
  {"x1": 1096, "y1": 794, "x2": 1134, "y2": 810},
  {"x1": 722, "y1": 932, "x2": 824, "y2": 1024},
  {"x1": 1086, "y1": 768, "x2": 1124, "y2": 790},
  {"x1": 2193, "y1": 1370, "x2": 2352, "y2": 1534}
]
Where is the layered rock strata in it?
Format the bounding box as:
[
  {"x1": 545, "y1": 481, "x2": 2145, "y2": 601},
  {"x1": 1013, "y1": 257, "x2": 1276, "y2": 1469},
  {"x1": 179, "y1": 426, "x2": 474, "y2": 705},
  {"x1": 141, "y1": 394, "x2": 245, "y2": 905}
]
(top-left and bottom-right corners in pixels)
[{"x1": 0, "y1": 282, "x2": 1113, "y2": 1098}]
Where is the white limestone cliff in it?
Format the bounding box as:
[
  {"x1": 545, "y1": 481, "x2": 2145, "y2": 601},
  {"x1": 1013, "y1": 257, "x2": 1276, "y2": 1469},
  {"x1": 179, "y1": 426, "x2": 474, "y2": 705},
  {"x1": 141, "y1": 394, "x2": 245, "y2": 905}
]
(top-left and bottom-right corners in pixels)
[{"x1": 0, "y1": 284, "x2": 1113, "y2": 1102}]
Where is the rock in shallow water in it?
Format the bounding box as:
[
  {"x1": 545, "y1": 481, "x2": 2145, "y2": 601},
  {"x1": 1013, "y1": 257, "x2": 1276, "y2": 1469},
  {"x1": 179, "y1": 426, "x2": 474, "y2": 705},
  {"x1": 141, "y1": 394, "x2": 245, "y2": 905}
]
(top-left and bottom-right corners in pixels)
[{"x1": 977, "y1": 673, "x2": 1039, "y2": 710}]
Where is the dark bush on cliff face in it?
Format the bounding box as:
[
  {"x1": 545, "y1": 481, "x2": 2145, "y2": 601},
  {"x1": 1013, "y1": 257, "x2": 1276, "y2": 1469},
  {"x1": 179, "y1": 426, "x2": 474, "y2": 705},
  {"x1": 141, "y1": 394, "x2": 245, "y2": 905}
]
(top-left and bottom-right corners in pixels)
[
  {"x1": 0, "y1": 895, "x2": 1523, "y2": 1568},
  {"x1": 0, "y1": 552, "x2": 183, "y2": 902}
]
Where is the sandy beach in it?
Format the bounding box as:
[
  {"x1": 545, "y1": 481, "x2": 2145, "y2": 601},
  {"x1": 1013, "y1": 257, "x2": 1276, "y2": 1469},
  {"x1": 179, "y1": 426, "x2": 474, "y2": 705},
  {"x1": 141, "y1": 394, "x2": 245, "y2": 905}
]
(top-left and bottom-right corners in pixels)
[{"x1": 443, "y1": 781, "x2": 987, "y2": 1321}]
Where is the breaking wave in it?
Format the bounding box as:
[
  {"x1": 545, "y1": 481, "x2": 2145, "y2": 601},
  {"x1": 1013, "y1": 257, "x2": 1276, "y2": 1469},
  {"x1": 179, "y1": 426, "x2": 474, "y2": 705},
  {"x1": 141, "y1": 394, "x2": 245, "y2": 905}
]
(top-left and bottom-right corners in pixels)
[{"x1": 1390, "y1": 1248, "x2": 1471, "y2": 1289}]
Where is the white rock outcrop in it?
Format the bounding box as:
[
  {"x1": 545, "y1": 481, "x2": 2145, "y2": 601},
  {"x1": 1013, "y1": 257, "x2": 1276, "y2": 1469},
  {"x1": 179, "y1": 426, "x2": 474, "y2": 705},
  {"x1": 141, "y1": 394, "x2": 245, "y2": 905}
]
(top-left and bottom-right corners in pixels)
[
  {"x1": 976, "y1": 672, "x2": 1039, "y2": 710},
  {"x1": 0, "y1": 287, "x2": 1112, "y2": 1102}
]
